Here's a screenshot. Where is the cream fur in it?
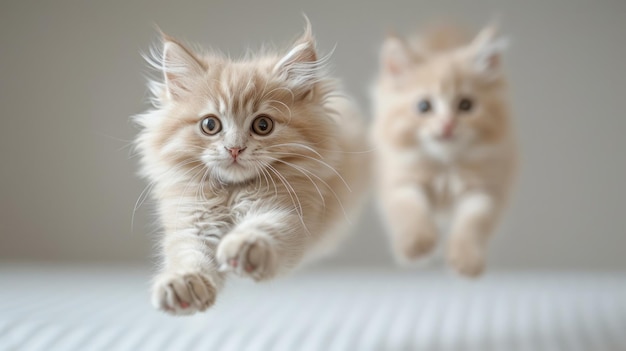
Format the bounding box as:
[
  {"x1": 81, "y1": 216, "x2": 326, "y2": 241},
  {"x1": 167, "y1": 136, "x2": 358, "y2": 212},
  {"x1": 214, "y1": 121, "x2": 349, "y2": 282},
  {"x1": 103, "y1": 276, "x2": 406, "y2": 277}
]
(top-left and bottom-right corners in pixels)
[
  {"x1": 134, "y1": 23, "x2": 369, "y2": 315},
  {"x1": 371, "y1": 24, "x2": 517, "y2": 277}
]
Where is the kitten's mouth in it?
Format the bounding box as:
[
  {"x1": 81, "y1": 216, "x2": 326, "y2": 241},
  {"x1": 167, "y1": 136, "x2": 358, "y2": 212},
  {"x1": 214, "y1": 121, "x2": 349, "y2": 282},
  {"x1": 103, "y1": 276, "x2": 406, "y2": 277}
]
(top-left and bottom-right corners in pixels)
[
  {"x1": 436, "y1": 134, "x2": 455, "y2": 142},
  {"x1": 227, "y1": 159, "x2": 245, "y2": 167}
]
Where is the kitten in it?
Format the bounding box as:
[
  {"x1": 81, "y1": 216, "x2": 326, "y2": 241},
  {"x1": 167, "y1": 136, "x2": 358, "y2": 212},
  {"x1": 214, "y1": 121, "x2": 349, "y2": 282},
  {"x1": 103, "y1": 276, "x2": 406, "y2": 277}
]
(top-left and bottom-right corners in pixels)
[
  {"x1": 371, "y1": 24, "x2": 517, "y2": 277},
  {"x1": 134, "y1": 22, "x2": 368, "y2": 314}
]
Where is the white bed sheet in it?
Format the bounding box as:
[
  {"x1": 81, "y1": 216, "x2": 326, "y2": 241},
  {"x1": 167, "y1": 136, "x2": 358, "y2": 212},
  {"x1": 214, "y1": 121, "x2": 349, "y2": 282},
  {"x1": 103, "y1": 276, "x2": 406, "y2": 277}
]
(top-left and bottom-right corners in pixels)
[{"x1": 1, "y1": 265, "x2": 625, "y2": 351}]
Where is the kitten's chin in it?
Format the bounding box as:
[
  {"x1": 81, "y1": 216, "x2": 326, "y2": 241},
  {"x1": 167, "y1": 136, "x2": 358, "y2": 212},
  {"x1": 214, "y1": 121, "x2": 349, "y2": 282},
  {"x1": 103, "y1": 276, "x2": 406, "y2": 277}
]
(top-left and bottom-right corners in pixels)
[
  {"x1": 418, "y1": 132, "x2": 474, "y2": 161},
  {"x1": 216, "y1": 163, "x2": 258, "y2": 184},
  {"x1": 420, "y1": 129, "x2": 474, "y2": 146}
]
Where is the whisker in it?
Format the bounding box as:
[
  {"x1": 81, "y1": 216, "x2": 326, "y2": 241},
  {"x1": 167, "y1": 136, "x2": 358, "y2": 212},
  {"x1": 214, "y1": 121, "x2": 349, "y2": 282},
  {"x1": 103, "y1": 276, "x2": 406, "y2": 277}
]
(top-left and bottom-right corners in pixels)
[
  {"x1": 96, "y1": 133, "x2": 133, "y2": 143},
  {"x1": 267, "y1": 157, "x2": 325, "y2": 209},
  {"x1": 266, "y1": 99, "x2": 292, "y2": 118},
  {"x1": 131, "y1": 181, "x2": 156, "y2": 234},
  {"x1": 269, "y1": 151, "x2": 352, "y2": 192},
  {"x1": 152, "y1": 160, "x2": 206, "y2": 194},
  {"x1": 265, "y1": 143, "x2": 324, "y2": 159},
  {"x1": 265, "y1": 163, "x2": 310, "y2": 236},
  {"x1": 314, "y1": 147, "x2": 378, "y2": 154},
  {"x1": 131, "y1": 158, "x2": 204, "y2": 234},
  {"x1": 265, "y1": 105, "x2": 286, "y2": 118},
  {"x1": 261, "y1": 86, "x2": 295, "y2": 102},
  {"x1": 258, "y1": 161, "x2": 278, "y2": 197},
  {"x1": 254, "y1": 161, "x2": 273, "y2": 196},
  {"x1": 268, "y1": 157, "x2": 352, "y2": 224}
]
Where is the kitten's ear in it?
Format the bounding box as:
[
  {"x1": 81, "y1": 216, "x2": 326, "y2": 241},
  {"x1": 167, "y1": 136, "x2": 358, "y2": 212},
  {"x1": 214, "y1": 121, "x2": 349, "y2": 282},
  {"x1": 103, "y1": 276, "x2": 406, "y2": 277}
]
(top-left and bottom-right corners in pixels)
[
  {"x1": 274, "y1": 19, "x2": 321, "y2": 98},
  {"x1": 380, "y1": 34, "x2": 412, "y2": 76},
  {"x1": 465, "y1": 25, "x2": 509, "y2": 78},
  {"x1": 161, "y1": 35, "x2": 206, "y2": 100}
]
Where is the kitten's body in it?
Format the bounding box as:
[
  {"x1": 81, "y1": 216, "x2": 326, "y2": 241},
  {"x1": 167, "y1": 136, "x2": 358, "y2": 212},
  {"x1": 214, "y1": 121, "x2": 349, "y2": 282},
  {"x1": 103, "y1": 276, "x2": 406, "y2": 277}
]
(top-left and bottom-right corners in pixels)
[
  {"x1": 135, "y1": 25, "x2": 368, "y2": 314},
  {"x1": 371, "y1": 25, "x2": 517, "y2": 277}
]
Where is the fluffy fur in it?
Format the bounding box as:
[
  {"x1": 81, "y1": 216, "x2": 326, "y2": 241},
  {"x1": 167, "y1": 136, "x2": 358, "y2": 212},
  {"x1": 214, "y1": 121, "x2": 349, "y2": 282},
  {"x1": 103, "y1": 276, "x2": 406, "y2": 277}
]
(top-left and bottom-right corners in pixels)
[
  {"x1": 134, "y1": 23, "x2": 368, "y2": 314},
  {"x1": 371, "y1": 24, "x2": 517, "y2": 277}
]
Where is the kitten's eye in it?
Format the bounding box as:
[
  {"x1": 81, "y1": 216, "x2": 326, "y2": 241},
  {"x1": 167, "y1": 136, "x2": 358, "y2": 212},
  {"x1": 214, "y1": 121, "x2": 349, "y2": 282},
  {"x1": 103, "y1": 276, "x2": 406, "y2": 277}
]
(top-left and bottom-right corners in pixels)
[
  {"x1": 200, "y1": 115, "x2": 222, "y2": 135},
  {"x1": 458, "y1": 98, "x2": 473, "y2": 112},
  {"x1": 417, "y1": 99, "x2": 432, "y2": 114},
  {"x1": 251, "y1": 115, "x2": 274, "y2": 136}
]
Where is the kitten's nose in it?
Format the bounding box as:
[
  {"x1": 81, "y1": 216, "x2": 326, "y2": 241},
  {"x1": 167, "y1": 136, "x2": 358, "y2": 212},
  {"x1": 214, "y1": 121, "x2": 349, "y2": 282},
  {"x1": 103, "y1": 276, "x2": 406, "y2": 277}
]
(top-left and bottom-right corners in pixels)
[
  {"x1": 441, "y1": 121, "x2": 456, "y2": 138},
  {"x1": 226, "y1": 146, "x2": 246, "y2": 159}
]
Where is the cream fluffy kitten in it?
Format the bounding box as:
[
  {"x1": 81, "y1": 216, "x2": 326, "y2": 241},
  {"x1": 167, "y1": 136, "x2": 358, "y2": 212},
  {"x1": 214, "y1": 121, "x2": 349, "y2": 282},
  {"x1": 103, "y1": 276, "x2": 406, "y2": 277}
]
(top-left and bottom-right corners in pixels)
[
  {"x1": 371, "y1": 25, "x2": 517, "y2": 277},
  {"x1": 134, "y1": 23, "x2": 368, "y2": 314}
]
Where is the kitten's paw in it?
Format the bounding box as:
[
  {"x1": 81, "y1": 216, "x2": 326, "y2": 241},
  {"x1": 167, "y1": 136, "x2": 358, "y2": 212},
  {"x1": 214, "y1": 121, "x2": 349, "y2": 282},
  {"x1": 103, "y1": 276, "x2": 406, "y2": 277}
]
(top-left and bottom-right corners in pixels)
[
  {"x1": 151, "y1": 272, "x2": 217, "y2": 315},
  {"x1": 392, "y1": 226, "x2": 438, "y2": 263},
  {"x1": 447, "y1": 239, "x2": 485, "y2": 278},
  {"x1": 217, "y1": 233, "x2": 277, "y2": 281},
  {"x1": 395, "y1": 231, "x2": 437, "y2": 261}
]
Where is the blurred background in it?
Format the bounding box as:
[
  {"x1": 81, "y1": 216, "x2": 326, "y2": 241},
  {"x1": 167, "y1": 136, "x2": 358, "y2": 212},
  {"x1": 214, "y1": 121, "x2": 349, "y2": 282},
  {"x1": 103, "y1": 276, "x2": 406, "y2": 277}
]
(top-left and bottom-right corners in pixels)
[{"x1": 1, "y1": 0, "x2": 625, "y2": 271}]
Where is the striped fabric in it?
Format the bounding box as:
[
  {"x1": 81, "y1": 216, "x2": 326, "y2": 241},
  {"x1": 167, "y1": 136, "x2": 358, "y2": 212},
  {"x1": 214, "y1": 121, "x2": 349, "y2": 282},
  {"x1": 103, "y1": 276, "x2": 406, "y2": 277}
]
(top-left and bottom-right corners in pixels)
[{"x1": 1, "y1": 265, "x2": 625, "y2": 351}]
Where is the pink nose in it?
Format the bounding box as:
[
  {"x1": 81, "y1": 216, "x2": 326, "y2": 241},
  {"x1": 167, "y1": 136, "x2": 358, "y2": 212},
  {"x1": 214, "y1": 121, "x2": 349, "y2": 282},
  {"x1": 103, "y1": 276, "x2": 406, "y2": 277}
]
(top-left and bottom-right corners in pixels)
[
  {"x1": 441, "y1": 121, "x2": 456, "y2": 138},
  {"x1": 226, "y1": 147, "x2": 246, "y2": 158}
]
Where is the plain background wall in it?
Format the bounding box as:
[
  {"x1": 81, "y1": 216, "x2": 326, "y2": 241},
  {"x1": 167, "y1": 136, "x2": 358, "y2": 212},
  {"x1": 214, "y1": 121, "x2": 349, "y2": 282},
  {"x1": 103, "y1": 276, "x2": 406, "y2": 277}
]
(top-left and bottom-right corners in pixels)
[{"x1": 1, "y1": 0, "x2": 624, "y2": 270}]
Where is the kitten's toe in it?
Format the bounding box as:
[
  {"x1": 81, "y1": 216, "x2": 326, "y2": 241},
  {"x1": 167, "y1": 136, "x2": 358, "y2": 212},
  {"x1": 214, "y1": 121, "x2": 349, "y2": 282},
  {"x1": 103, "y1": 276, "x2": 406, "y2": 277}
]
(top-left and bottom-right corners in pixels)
[
  {"x1": 447, "y1": 239, "x2": 485, "y2": 278},
  {"x1": 151, "y1": 272, "x2": 217, "y2": 315},
  {"x1": 217, "y1": 233, "x2": 277, "y2": 281}
]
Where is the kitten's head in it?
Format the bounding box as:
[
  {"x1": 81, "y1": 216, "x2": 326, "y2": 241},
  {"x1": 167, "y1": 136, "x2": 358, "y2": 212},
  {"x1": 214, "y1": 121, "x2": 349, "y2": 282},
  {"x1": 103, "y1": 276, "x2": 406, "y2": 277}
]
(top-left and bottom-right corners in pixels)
[
  {"x1": 135, "y1": 23, "x2": 337, "y2": 186},
  {"x1": 375, "y1": 25, "x2": 510, "y2": 153}
]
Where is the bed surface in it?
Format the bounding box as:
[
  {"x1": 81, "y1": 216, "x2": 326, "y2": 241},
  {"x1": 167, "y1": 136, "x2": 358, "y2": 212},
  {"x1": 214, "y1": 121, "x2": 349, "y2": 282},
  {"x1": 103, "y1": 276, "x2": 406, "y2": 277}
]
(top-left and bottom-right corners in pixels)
[{"x1": 1, "y1": 265, "x2": 625, "y2": 351}]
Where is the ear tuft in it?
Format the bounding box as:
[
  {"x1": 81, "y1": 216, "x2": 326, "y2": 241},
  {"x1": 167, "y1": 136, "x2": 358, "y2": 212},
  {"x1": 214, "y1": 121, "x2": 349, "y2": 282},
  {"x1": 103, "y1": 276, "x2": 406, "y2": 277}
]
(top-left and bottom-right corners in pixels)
[
  {"x1": 273, "y1": 18, "x2": 323, "y2": 97},
  {"x1": 467, "y1": 25, "x2": 509, "y2": 77},
  {"x1": 161, "y1": 36, "x2": 206, "y2": 100},
  {"x1": 380, "y1": 34, "x2": 412, "y2": 76}
]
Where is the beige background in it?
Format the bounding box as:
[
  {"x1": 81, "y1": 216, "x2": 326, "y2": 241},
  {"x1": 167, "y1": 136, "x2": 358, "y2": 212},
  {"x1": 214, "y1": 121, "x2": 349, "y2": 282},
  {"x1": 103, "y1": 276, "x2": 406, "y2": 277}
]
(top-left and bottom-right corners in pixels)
[{"x1": 1, "y1": 0, "x2": 624, "y2": 270}]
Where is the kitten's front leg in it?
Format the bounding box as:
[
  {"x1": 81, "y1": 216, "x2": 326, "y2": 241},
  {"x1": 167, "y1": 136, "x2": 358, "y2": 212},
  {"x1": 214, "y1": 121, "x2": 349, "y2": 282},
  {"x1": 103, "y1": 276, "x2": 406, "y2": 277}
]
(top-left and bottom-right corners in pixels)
[
  {"x1": 447, "y1": 191, "x2": 500, "y2": 277},
  {"x1": 381, "y1": 184, "x2": 438, "y2": 263},
  {"x1": 152, "y1": 228, "x2": 225, "y2": 315},
  {"x1": 216, "y1": 210, "x2": 305, "y2": 281}
]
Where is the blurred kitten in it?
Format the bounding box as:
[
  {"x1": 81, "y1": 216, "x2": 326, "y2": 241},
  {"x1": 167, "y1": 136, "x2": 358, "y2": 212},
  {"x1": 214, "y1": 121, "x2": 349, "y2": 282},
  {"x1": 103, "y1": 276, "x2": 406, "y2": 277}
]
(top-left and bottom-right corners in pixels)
[
  {"x1": 371, "y1": 24, "x2": 517, "y2": 277},
  {"x1": 134, "y1": 22, "x2": 368, "y2": 314}
]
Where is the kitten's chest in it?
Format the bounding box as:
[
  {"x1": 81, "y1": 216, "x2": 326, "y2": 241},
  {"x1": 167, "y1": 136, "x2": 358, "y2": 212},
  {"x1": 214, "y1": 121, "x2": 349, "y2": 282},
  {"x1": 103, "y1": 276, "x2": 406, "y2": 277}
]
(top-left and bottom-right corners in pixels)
[
  {"x1": 430, "y1": 169, "x2": 466, "y2": 210},
  {"x1": 193, "y1": 187, "x2": 260, "y2": 238}
]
